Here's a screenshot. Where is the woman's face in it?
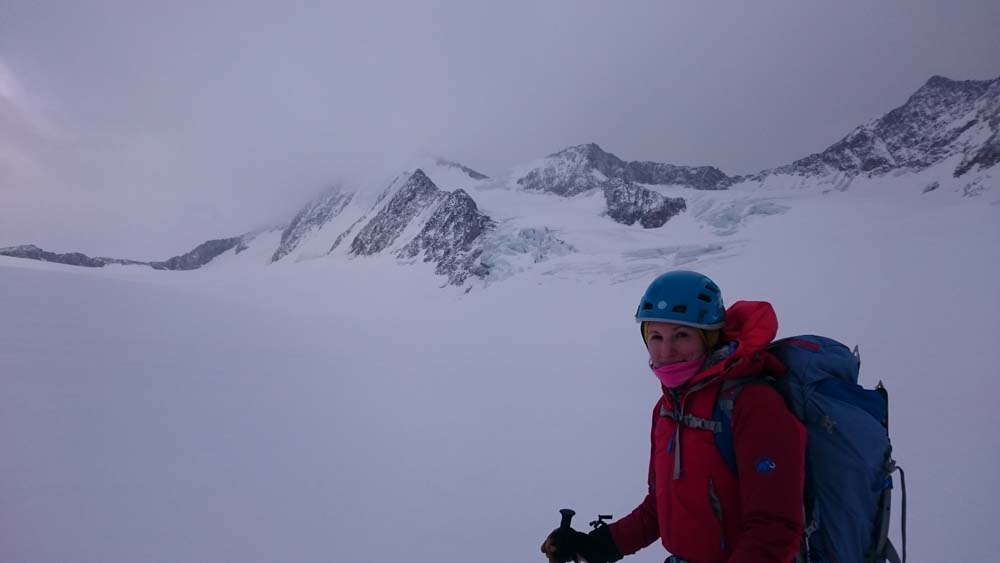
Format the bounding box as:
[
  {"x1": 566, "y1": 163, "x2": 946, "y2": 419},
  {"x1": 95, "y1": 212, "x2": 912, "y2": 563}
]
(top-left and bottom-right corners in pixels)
[{"x1": 645, "y1": 322, "x2": 706, "y2": 367}]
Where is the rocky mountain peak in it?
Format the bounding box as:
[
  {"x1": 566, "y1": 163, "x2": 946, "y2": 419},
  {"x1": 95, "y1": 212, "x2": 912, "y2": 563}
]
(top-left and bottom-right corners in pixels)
[
  {"x1": 519, "y1": 142, "x2": 731, "y2": 196},
  {"x1": 517, "y1": 143, "x2": 624, "y2": 197},
  {"x1": 912, "y1": 75, "x2": 990, "y2": 99},
  {"x1": 889, "y1": 75, "x2": 992, "y2": 127},
  {"x1": 757, "y1": 74, "x2": 1000, "y2": 180},
  {"x1": 551, "y1": 142, "x2": 627, "y2": 173},
  {"x1": 349, "y1": 170, "x2": 447, "y2": 256},
  {"x1": 9, "y1": 74, "x2": 995, "y2": 286},
  {"x1": 398, "y1": 188, "x2": 496, "y2": 285},
  {"x1": 271, "y1": 186, "x2": 354, "y2": 263},
  {"x1": 408, "y1": 168, "x2": 434, "y2": 188},
  {"x1": 551, "y1": 142, "x2": 614, "y2": 160},
  {"x1": 925, "y1": 75, "x2": 951, "y2": 87}
]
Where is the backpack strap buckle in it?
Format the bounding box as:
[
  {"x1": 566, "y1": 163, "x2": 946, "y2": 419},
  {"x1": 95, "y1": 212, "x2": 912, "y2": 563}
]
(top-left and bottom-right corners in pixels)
[{"x1": 658, "y1": 407, "x2": 722, "y2": 433}]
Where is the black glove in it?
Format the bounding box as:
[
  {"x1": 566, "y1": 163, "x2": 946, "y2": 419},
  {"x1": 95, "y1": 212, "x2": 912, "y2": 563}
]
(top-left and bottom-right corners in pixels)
[{"x1": 540, "y1": 524, "x2": 623, "y2": 563}]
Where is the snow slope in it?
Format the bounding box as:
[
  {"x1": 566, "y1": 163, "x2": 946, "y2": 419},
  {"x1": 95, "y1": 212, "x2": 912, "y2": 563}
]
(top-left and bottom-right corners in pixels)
[{"x1": 1, "y1": 173, "x2": 999, "y2": 563}]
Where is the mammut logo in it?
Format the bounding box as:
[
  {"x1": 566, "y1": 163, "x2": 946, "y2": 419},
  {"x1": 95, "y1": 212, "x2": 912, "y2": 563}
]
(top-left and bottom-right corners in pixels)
[
  {"x1": 821, "y1": 415, "x2": 837, "y2": 434},
  {"x1": 754, "y1": 457, "x2": 777, "y2": 474}
]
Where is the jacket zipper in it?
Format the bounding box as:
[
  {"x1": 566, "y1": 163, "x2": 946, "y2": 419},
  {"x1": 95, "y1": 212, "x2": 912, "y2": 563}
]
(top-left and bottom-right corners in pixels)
[
  {"x1": 708, "y1": 478, "x2": 728, "y2": 552},
  {"x1": 668, "y1": 389, "x2": 685, "y2": 480}
]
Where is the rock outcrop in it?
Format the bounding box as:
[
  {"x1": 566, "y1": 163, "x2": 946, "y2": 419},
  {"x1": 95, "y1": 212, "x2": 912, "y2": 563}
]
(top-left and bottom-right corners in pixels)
[
  {"x1": 602, "y1": 180, "x2": 687, "y2": 228},
  {"x1": 271, "y1": 188, "x2": 353, "y2": 262},
  {"x1": 0, "y1": 245, "x2": 112, "y2": 267},
  {"x1": 398, "y1": 188, "x2": 495, "y2": 284},
  {"x1": 517, "y1": 143, "x2": 732, "y2": 196},
  {"x1": 150, "y1": 237, "x2": 244, "y2": 270},
  {"x1": 757, "y1": 75, "x2": 1000, "y2": 179},
  {"x1": 350, "y1": 170, "x2": 445, "y2": 256}
]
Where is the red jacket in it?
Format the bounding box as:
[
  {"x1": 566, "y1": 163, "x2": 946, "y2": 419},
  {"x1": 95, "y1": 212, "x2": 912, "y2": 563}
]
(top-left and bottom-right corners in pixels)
[{"x1": 608, "y1": 301, "x2": 806, "y2": 563}]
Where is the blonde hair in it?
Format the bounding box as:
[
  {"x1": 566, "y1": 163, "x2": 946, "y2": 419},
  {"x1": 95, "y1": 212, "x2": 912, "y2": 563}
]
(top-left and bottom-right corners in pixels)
[{"x1": 642, "y1": 321, "x2": 721, "y2": 351}]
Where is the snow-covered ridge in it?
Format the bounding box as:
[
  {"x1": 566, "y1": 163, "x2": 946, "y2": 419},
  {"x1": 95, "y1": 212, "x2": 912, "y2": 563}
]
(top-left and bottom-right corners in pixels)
[
  {"x1": 0, "y1": 244, "x2": 128, "y2": 267},
  {"x1": 754, "y1": 75, "x2": 1000, "y2": 180},
  {"x1": 351, "y1": 170, "x2": 446, "y2": 256},
  {"x1": 515, "y1": 142, "x2": 731, "y2": 196},
  {"x1": 271, "y1": 187, "x2": 354, "y2": 263},
  {"x1": 151, "y1": 228, "x2": 280, "y2": 270},
  {"x1": 397, "y1": 187, "x2": 495, "y2": 285},
  {"x1": 338, "y1": 169, "x2": 572, "y2": 285},
  {"x1": 3, "y1": 74, "x2": 998, "y2": 286},
  {"x1": 4, "y1": 144, "x2": 998, "y2": 563}
]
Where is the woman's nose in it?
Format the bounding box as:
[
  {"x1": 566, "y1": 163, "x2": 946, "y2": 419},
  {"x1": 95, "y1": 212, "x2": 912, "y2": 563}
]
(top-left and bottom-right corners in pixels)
[{"x1": 652, "y1": 339, "x2": 674, "y2": 358}]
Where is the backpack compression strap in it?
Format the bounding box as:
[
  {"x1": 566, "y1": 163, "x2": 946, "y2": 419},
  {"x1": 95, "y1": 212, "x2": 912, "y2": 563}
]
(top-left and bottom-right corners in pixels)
[
  {"x1": 658, "y1": 376, "x2": 771, "y2": 478},
  {"x1": 871, "y1": 464, "x2": 906, "y2": 563},
  {"x1": 658, "y1": 376, "x2": 726, "y2": 479},
  {"x1": 658, "y1": 405, "x2": 723, "y2": 479}
]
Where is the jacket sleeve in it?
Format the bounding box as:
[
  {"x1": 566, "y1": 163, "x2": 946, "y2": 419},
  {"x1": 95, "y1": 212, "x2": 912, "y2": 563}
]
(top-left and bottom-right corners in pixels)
[
  {"x1": 608, "y1": 493, "x2": 659, "y2": 556},
  {"x1": 607, "y1": 403, "x2": 661, "y2": 556},
  {"x1": 727, "y1": 384, "x2": 806, "y2": 563}
]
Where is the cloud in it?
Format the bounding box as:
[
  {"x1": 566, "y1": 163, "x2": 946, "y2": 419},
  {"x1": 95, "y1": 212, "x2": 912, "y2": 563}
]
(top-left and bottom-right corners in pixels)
[
  {"x1": 0, "y1": 61, "x2": 38, "y2": 180},
  {"x1": 0, "y1": 58, "x2": 66, "y2": 143},
  {"x1": 0, "y1": 57, "x2": 76, "y2": 193},
  {"x1": 0, "y1": 58, "x2": 86, "y2": 256},
  {"x1": 2, "y1": 1, "x2": 999, "y2": 258}
]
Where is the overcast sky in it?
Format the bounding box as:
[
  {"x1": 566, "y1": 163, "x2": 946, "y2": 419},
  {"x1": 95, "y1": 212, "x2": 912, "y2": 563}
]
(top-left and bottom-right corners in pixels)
[{"x1": 2, "y1": 0, "x2": 999, "y2": 258}]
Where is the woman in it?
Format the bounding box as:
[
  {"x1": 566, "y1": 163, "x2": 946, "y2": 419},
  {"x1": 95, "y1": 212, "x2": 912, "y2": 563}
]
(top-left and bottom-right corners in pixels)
[{"x1": 541, "y1": 270, "x2": 806, "y2": 563}]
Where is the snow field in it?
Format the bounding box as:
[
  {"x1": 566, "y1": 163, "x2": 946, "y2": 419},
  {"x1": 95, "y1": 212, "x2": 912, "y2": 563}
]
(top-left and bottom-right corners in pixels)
[{"x1": 1, "y1": 174, "x2": 998, "y2": 562}]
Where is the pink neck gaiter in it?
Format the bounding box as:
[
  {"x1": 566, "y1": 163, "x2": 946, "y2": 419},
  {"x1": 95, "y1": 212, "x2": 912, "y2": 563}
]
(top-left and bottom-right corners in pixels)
[{"x1": 651, "y1": 356, "x2": 705, "y2": 389}]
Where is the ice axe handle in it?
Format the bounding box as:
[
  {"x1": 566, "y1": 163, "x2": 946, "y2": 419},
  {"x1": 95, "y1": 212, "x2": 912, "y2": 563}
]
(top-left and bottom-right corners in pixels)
[{"x1": 559, "y1": 508, "x2": 576, "y2": 530}]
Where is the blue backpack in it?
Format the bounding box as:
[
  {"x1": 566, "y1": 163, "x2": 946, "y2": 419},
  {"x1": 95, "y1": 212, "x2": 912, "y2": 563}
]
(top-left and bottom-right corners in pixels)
[{"x1": 713, "y1": 335, "x2": 906, "y2": 563}]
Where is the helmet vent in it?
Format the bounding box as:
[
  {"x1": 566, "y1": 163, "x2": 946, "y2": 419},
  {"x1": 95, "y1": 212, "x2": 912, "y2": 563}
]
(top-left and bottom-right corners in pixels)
[{"x1": 635, "y1": 271, "x2": 724, "y2": 328}]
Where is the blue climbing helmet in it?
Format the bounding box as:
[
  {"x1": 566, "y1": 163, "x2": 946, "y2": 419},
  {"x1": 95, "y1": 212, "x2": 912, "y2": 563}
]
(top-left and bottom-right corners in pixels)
[{"x1": 635, "y1": 270, "x2": 725, "y2": 329}]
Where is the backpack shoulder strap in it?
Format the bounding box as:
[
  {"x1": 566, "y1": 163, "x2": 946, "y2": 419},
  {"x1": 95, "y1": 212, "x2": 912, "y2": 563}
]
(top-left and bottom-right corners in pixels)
[{"x1": 714, "y1": 376, "x2": 777, "y2": 473}]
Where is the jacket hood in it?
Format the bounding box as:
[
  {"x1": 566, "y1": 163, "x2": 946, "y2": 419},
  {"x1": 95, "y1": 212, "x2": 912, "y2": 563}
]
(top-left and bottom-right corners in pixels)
[
  {"x1": 681, "y1": 300, "x2": 781, "y2": 388},
  {"x1": 721, "y1": 300, "x2": 778, "y2": 353}
]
